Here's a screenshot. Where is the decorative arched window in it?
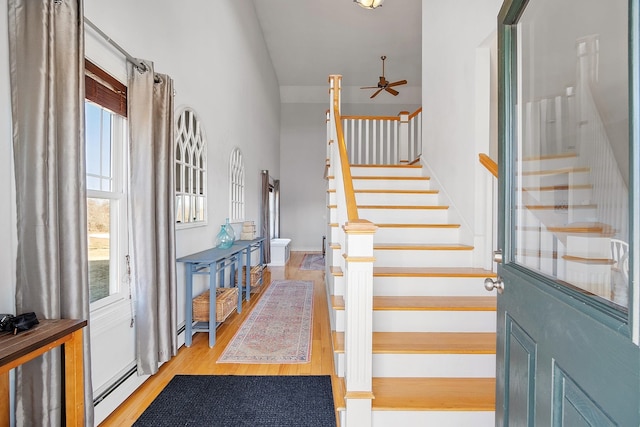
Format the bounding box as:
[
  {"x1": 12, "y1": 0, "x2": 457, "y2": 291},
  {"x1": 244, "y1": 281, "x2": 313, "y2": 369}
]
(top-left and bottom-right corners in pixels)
[
  {"x1": 175, "y1": 108, "x2": 206, "y2": 225},
  {"x1": 229, "y1": 147, "x2": 245, "y2": 222}
]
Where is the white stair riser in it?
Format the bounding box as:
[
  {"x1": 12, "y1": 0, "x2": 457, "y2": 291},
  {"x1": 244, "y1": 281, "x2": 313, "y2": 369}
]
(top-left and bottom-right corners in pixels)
[
  {"x1": 520, "y1": 205, "x2": 598, "y2": 226},
  {"x1": 373, "y1": 411, "x2": 494, "y2": 427},
  {"x1": 373, "y1": 353, "x2": 496, "y2": 377},
  {"x1": 329, "y1": 225, "x2": 340, "y2": 242},
  {"x1": 374, "y1": 227, "x2": 459, "y2": 244},
  {"x1": 373, "y1": 249, "x2": 473, "y2": 268},
  {"x1": 353, "y1": 179, "x2": 431, "y2": 191},
  {"x1": 351, "y1": 166, "x2": 424, "y2": 177},
  {"x1": 521, "y1": 155, "x2": 578, "y2": 172},
  {"x1": 524, "y1": 187, "x2": 592, "y2": 205},
  {"x1": 359, "y1": 208, "x2": 449, "y2": 223},
  {"x1": 332, "y1": 276, "x2": 345, "y2": 297},
  {"x1": 327, "y1": 191, "x2": 336, "y2": 205},
  {"x1": 521, "y1": 170, "x2": 590, "y2": 187},
  {"x1": 356, "y1": 192, "x2": 439, "y2": 205},
  {"x1": 373, "y1": 277, "x2": 490, "y2": 297},
  {"x1": 333, "y1": 353, "x2": 495, "y2": 379},
  {"x1": 333, "y1": 310, "x2": 496, "y2": 333}
]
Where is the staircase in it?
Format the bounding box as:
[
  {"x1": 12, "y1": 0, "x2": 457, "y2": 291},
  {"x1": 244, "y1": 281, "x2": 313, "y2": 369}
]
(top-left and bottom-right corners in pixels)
[{"x1": 326, "y1": 163, "x2": 497, "y2": 426}]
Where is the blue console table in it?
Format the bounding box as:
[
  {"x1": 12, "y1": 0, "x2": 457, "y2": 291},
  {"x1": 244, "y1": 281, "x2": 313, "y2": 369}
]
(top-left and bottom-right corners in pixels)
[{"x1": 177, "y1": 237, "x2": 265, "y2": 347}]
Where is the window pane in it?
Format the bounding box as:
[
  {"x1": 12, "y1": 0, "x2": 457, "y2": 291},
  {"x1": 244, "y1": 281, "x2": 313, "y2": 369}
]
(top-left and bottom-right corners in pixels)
[
  {"x1": 88, "y1": 198, "x2": 113, "y2": 303},
  {"x1": 514, "y1": 0, "x2": 628, "y2": 309},
  {"x1": 85, "y1": 102, "x2": 113, "y2": 192},
  {"x1": 175, "y1": 108, "x2": 206, "y2": 224}
]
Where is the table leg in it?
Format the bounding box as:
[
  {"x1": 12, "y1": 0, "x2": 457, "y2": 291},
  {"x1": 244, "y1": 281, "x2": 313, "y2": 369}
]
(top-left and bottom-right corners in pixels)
[
  {"x1": 0, "y1": 370, "x2": 9, "y2": 427},
  {"x1": 237, "y1": 253, "x2": 244, "y2": 313},
  {"x1": 209, "y1": 262, "x2": 217, "y2": 348},
  {"x1": 185, "y1": 262, "x2": 194, "y2": 347},
  {"x1": 64, "y1": 329, "x2": 85, "y2": 427},
  {"x1": 245, "y1": 246, "x2": 252, "y2": 302}
]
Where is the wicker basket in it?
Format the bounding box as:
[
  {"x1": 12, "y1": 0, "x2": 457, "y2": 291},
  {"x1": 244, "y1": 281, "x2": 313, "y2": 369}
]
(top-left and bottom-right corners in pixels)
[
  {"x1": 236, "y1": 265, "x2": 264, "y2": 290},
  {"x1": 192, "y1": 287, "x2": 238, "y2": 323}
]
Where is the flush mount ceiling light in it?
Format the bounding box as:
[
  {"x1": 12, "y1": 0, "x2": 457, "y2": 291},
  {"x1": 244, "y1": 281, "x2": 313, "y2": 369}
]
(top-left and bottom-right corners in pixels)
[{"x1": 354, "y1": 0, "x2": 384, "y2": 10}]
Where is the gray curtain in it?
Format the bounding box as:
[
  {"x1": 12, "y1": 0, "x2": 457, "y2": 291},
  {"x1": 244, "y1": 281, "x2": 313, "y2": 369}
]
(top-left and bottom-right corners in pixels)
[
  {"x1": 273, "y1": 179, "x2": 280, "y2": 239},
  {"x1": 8, "y1": 0, "x2": 93, "y2": 426},
  {"x1": 261, "y1": 170, "x2": 271, "y2": 263},
  {"x1": 128, "y1": 61, "x2": 178, "y2": 375}
]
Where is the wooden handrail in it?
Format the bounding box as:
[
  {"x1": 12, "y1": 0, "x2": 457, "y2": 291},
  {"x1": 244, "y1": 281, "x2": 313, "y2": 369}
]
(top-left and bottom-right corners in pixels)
[
  {"x1": 340, "y1": 107, "x2": 422, "y2": 122},
  {"x1": 479, "y1": 153, "x2": 498, "y2": 178},
  {"x1": 408, "y1": 107, "x2": 422, "y2": 119},
  {"x1": 330, "y1": 75, "x2": 359, "y2": 221},
  {"x1": 341, "y1": 115, "x2": 400, "y2": 121}
]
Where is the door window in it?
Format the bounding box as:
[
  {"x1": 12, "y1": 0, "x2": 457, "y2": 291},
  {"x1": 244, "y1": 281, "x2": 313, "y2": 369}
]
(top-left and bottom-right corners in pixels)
[{"x1": 512, "y1": 0, "x2": 629, "y2": 310}]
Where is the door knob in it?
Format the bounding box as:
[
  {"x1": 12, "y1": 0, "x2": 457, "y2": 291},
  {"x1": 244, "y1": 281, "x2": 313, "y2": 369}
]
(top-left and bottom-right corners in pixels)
[{"x1": 484, "y1": 277, "x2": 504, "y2": 294}]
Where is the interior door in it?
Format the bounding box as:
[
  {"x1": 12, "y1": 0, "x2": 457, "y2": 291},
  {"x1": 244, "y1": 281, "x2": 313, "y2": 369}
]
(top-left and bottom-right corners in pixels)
[{"x1": 495, "y1": 0, "x2": 640, "y2": 425}]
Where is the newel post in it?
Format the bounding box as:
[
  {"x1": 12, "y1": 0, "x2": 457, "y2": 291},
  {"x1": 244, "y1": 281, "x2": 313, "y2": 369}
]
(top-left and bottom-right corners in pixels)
[
  {"x1": 343, "y1": 219, "x2": 377, "y2": 427},
  {"x1": 398, "y1": 111, "x2": 410, "y2": 164}
]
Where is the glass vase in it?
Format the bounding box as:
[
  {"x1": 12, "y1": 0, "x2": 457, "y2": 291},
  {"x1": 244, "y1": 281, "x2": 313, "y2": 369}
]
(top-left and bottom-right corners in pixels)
[
  {"x1": 216, "y1": 224, "x2": 234, "y2": 249},
  {"x1": 223, "y1": 218, "x2": 236, "y2": 243}
]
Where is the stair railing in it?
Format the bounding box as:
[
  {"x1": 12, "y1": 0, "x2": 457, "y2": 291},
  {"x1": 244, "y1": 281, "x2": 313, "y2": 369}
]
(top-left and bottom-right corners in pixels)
[
  {"x1": 341, "y1": 107, "x2": 422, "y2": 165},
  {"x1": 328, "y1": 75, "x2": 377, "y2": 426},
  {"x1": 575, "y1": 48, "x2": 629, "y2": 241}
]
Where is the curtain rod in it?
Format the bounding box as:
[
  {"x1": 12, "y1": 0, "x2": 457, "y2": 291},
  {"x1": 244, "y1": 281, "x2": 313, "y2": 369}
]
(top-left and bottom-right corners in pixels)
[{"x1": 84, "y1": 18, "x2": 148, "y2": 73}]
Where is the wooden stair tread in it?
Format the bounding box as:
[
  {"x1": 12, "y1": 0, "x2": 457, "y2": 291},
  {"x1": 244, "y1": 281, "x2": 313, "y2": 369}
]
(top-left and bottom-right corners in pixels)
[
  {"x1": 374, "y1": 243, "x2": 474, "y2": 251},
  {"x1": 372, "y1": 377, "x2": 496, "y2": 411},
  {"x1": 547, "y1": 222, "x2": 615, "y2": 236},
  {"x1": 355, "y1": 189, "x2": 438, "y2": 194},
  {"x1": 332, "y1": 376, "x2": 346, "y2": 411},
  {"x1": 359, "y1": 205, "x2": 449, "y2": 210},
  {"x1": 522, "y1": 184, "x2": 592, "y2": 191},
  {"x1": 563, "y1": 255, "x2": 614, "y2": 265},
  {"x1": 332, "y1": 295, "x2": 496, "y2": 311},
  {"x1": 330, "y1": 266, "x2": 343, "y2": 276},
  {"x1": 521, "y1": 166, "x2": 589, "y2": 176},
  {"x1": 351, "y1": 164, "x2": 422, "y2": 168},
  {"x1": 524, "y1": 203, "x2": 597, "y2": 210},
  {"x1": 333, "y1": 331, "x2": 496, "y2": 354},
  {"x1": 352, "y1": 176, "x2": 430, "y2": 180},
  {"x1": 376, "y1": 223, "x2": 460, "y2": 228},
  {"x1": 373, "y1": 266, "x2": 495, "y2": 277}
]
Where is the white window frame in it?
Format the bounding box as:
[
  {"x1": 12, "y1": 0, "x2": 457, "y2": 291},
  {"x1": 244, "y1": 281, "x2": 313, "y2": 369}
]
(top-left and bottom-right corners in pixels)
[
  {"x1": 175, "y1": 107, "x2": 207, "y2": 228},
  {"x1": 85, "y1": 101, "x2": 130, "y2": 311},
  {"x1": 229, "y1": 147, "x2": 245, "y2": 222}
]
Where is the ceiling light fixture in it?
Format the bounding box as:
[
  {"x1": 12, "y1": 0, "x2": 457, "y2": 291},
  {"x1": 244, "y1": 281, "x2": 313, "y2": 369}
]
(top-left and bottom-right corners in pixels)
[{"x1": 354, "y1": 0, "x2": 384, "y2": 10}]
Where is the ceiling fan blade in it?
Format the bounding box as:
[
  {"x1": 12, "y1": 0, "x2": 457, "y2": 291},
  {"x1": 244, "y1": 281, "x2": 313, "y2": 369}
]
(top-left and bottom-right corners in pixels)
[
  {"x1": 370, "y1": 88, "x2": 384, "y2": 99},
  {"x1": 360, "y1": 86, "x2": 380, "y2": 89},
  {"x1": 385, "y1": 87, "x2": 399, "y2": 96},
  {"x1": 387, "y1": 79, "x2": 408, "y2": 87}
]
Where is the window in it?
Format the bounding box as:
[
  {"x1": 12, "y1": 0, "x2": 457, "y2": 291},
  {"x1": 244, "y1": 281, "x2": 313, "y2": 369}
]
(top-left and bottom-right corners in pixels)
[
  {"x1": 175, "y1": 108, "x2": 206, "y2": 225},
  {"x1": 229, "y1": 147, "x2": 245, "y2": 222},
  {"x1": 84, "y1": 59, "x2": 128, "y2": 307}
]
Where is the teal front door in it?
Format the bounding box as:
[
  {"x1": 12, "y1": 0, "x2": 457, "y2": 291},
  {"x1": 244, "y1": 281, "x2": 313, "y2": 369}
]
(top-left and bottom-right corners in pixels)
[{"x1": 495, "y1": 0, "x2": 640, "y2": 425}]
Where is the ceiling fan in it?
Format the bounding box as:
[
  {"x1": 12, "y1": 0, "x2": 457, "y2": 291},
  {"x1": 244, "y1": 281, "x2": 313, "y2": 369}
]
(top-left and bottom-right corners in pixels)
[{"x1": 361, "y1": 55, "x2": 407, "y2": 99}]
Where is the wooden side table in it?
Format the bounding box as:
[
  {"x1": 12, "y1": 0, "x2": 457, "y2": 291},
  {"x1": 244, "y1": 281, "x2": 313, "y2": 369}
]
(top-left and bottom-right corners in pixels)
[{"x1": 0, "y1": 319, "x2": 87, "y2": 427}]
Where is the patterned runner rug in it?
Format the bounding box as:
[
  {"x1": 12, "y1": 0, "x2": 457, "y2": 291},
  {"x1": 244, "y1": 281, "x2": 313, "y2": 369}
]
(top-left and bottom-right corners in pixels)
[
  {"x1": 300, "y1": 253, "x2": 325, "y2": 271},
  {"x1": 217, "y1": 280, "x2": 313, "y2": 363}
]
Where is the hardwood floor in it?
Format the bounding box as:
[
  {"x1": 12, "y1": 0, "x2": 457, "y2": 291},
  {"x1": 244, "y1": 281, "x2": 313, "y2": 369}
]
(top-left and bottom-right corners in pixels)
[{"x1": 99, "y1": 251, "x2": 337, "y2": 426}]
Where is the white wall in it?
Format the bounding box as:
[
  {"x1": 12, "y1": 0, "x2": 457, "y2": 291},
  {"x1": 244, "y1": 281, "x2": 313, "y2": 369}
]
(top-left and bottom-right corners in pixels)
[
  {"x1": 422, "y1": 0, "x2": 501, "y2": 246},
  {"x1": 280, "y1": 101, "x2": 420, "y2": 252},
  {"x1": 84, "y1": 0, "x2": 280, "y2": 320}
]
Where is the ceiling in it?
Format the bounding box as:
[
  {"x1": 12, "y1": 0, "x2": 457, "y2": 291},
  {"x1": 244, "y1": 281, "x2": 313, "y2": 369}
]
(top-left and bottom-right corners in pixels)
[{"x1": 252, "y1": 0, "x2": 422, "y2": 104}]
